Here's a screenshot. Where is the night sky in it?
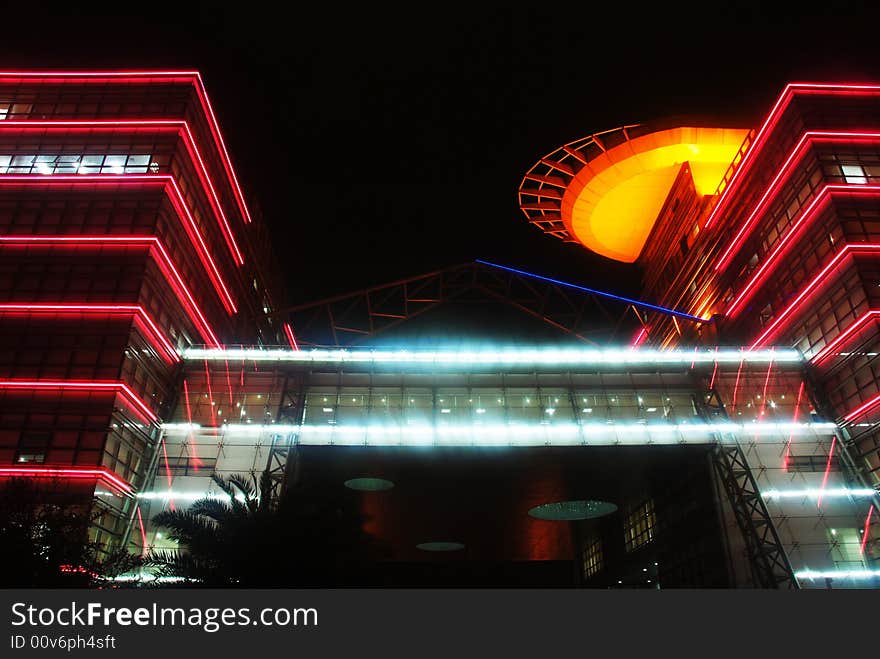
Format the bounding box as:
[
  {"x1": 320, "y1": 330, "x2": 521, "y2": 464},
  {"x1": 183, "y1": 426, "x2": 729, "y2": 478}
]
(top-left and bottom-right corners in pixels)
[{"x1": 5, "y1": 3, "x2": 880, "y2": 308}]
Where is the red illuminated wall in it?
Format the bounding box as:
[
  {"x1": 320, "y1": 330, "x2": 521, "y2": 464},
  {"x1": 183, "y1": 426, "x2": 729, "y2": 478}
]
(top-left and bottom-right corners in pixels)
[{"x1": 0, "y1": 72, "x2": 284, "y2": 549}]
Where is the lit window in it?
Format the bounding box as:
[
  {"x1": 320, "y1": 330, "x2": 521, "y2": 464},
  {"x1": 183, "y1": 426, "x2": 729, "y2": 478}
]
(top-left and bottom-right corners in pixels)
[
  {"x1": 0, "y1": 153, "x2": 153, "y2": 175},
  {"x1": 582, "y1": 537, "x2": 603, "y2": 579},
  {"x1": 624, "y1": 498, "x2": 656, "y2": 552},
  {"x1": 842, "y1": 164, "x2": 867, "y2": 184}
]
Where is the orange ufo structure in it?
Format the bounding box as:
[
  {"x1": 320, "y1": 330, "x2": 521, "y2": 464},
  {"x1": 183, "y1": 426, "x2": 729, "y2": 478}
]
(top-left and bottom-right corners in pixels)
[{"x1": 519, "y1": 124, "x2": 750, "y2": 263}]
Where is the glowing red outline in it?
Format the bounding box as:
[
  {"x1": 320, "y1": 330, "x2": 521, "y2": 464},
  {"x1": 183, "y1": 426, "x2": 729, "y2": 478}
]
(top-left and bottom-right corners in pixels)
[
  {"x1": 0, "y1": 71, "x2": 254, "y2": 224},
  {"x1": 0, "y1": 466, "x2": 133, "y2": 496},
  {"x1": 704, "y1": 83, "x2": 880, "y2": 230},
  {"x1": 715, "y1": 132, "x2": 880, "y2": 272},
  {"x1": 0, "y1": 120, "x2": 245, "y2": 264},
  {"x1": 862, "y1": 506, "x2": 874, "y2": 555},
  {"x1": 749, "y1": 244, "x2": 880, "y2": 348},
  {"x1": 0, "y1": 176, "x2": 237, "y2": 313},
  {"x1": 844, "y1": 391, "x2": 880, "y2": 422},
  {"x1": 811, "y1": 310, "x2": 880, "y2": 365},
  {"x1": 0, "y1": 303, "x2": 179, "y2": 364},
  {"x1": 817, "y1": 435, "x2": 837, "y2": 507},
  {"x1": 283, "y1": 322, "x2": 300, "y2": 350},
  {"x1": 0, "y1": 235, "x2": 221, "y2": 347},
  {"x1": 726, "y1": 185, "x2": 880, "y2": 317},
  {"x1": 0, "y1": 379, "x2": 157, "y2": 424}
]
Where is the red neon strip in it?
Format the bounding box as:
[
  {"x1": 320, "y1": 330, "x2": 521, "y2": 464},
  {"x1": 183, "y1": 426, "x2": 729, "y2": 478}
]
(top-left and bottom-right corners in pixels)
[
  {"x1": 193, "y1": 73, "x2": 253, "y2": 224},
  {"x1": 630, "y1": 326, "x2": 648, "y2": 347},
  {"x1": 0, "y1": 236, "x2": 221, "y2": 347},
  {"x1": 0, "y1": 71, "x2": 253, "y2": 223},
  {"x1": 182, "y1": 380, "x2": 201, "y2": 469},
  {"x1": 783, "y1": 381, "x2": 806, "y2": 469},
  {"x1": 179, "y1": 122, "x2": 244, "y2": 262},
  {"x1": 0, "y1": 466, "x2": 133, "y2": 496},
  {"x1": 0, "y1": 303, "x2": 179, "y2": 363},
  {"x1": 709, "y1": 360, "x2": 719, "y2": 390},
  {"x1": 731, "y1": 359, "x2": 744, "y2": 412},
  {"x1": 749, "y1": 244, "x2": 880, "y2": 348},
  {"x1": 844, "y1": 390, "x2": 880, "y2": 423},
  {"x1": 729, "y1": 186, "x2": 880, "y2": 318},
  {"x1": 861, "y1": 506, "x2": 875, "y2": 555},
  {"x1": 757, "y1": 354, "x2": 774, "y2": 418},
  {"x1": 816, "y1": 435, "x2": 837, "y2": 507},
  {"x1": 164, "y1": 177, "x2": 239, "y2": 309},
  {"x1": 715, "y1": 133, "x2": 880, "y2": 273},
  {"x1": 0, "y1": 120, "x2": 246, "y2": 264},
  {"x1": 812, "y1": 311, "x2": 880, "y2": 365},
  {"x1": 704, "y1": 84, "x2": 880, "y2": 230},
  {"x1": 204, "y1": 361, "x2": 217, "y2": 428},
  {"x1": 160, "y1": 437, "x2": 175, "y2": 512},
  {"x1": 224, "y1": 359, "x2": 234, "y2": 409},
  {"x1": 0, "y1": 177, "x2": 237, "y2": 313},
  {"x1": 0, "y1": 380, "x2": 157, "y2": 424},
  {"x1": 135, "y1": 505, "x2": 149, "y2": 556},
  {"x1": 283, "y1": 322, "x2": 300, "y2": 350}
]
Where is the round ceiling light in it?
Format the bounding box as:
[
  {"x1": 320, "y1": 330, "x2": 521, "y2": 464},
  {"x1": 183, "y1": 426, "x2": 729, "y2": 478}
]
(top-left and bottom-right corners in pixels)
[
  {"x1": 416, "y1": 542, "x2": 465, "y2": 552},
  {"x1": 343, "y1": 477, "x2": 395, "y2": 492},
  {"x1": 528, "y1": 500, "x2": 617, "y2": 521}
]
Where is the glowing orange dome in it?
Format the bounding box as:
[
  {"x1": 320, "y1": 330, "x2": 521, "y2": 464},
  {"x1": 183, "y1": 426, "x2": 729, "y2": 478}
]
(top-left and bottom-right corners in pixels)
[{"x1": 519, "y1": 125, "x2": 749, "y2": 262}]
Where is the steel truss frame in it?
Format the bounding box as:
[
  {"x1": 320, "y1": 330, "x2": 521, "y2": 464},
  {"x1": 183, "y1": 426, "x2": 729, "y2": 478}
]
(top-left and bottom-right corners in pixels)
[
  {"x1": 277, "y1": 261, "x2": 643, "y2": 347},
  {"x1": 264, "y1": 374, "x2": 306, "y2": 504},
  {"x1": 701, "y1": 387, "x2": 799, "y2": 588}
]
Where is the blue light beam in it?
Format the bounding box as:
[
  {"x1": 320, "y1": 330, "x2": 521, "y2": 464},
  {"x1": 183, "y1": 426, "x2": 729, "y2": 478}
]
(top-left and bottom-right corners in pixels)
[{"x1": 475, "y1": 259, "x2": 705, "y2": 322}]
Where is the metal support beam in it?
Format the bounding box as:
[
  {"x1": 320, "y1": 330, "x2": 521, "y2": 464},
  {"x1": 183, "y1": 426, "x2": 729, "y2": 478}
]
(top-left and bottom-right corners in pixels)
[{"x1": 700, "y1": 387, "x2": 799, "y2": 589}]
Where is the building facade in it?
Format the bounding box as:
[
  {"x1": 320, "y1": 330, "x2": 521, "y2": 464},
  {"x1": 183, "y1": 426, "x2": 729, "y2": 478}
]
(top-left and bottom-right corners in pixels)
[
  {"x1": 1, "y1": 74, "x2": 877, "y2": 587},
  {"x1": 0, "y1": 71, "x2": 285, "y2": 550}
]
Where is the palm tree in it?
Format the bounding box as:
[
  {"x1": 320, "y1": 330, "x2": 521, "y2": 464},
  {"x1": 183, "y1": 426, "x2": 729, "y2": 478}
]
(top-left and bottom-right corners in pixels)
[
  {"x1": 0, "y1": 478, "x2": 143, "y2": 587},
  {"x1": 147, "y1": 469, "x2": 370, "y2": 586}
]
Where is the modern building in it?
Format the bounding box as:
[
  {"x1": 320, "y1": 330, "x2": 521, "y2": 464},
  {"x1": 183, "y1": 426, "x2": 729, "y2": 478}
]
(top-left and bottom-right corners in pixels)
[
  {"x1": 1, "y1": 74, "x2": 878, "y2": 587},
  {"x1": 0, "y1": 71, "x2": 285, "y2": 550}
]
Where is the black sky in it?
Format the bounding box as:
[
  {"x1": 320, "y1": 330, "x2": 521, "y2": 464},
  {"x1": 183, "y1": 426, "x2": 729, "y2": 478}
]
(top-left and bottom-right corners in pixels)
[{"x1": 4, "y1": 2, "x2": 880, "y2": 307}]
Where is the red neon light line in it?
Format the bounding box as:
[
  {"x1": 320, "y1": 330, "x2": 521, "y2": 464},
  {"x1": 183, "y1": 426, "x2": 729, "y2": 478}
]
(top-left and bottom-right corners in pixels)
[
  {"x1": 135, "y1": 506, "x2": 149, "y2": 556},
  {"x1": 629, "y1": 326, "x2": 648, "y2": 347},
  {"x1": 725, "y1": 186, "x2": 880, "y2": 317},
  {"x1": 783, "y1": 381, "x2": 806, "y2": 469},
  {"x1": 0, "y1": 380, "x2": 156, "y2": 424},
  {"x1": 0, "y1": 466, "x2": 133, "y2": 496},
  {"x1": 182, "y1": 379, "x2": 201, "y2": 469},
  {"x1": 0, "y1": 71, "x2": 254, "y2": 224},
  {"x1": 179, "y1": 122, "x2": 244, "y2": 262},
  {"x1": 709, "y1": 360, "x2": 719, "y2": 391},
  {"x1": 0, "y1": 303, "x2": 179, "y2": 363},
  {"x1": 844, "y1": 390, "x2": 880, "y2": 423},
  {"x1": 283, "y1": 322, "x2": 300, "y2": 350},
  {"x1": 0, "y1": 177, "x2": 237, "y2": 313},
  {"x1": 715, "y1": 133, "x2": 880, "y2": 272},
  {"x1": 0, "y1": 120, "x2": 245, "y2": 264},
  {"x1": 749, "y1": 244, "x2": 880, "y2": 348},
  {"x1": 816, "y1": 435, "x2": 837, "y2": 507},
  {"x1": 0, "y1": 235, "x2": 221, "y2": 347},
  {"x1": 861, "y1": 506, "x2": 875, "y2": 555},
  {"x1": 193, "y1": 73, "x2": 253, "y2": 224},
  {"x1": 223, "y1": 359, "x2": 234, "y2": 409},
  {"x1": 704, "y1": 84, "x2": 880, "y2": 230},
  {"x1": 165, "y1": 176, "x2": 239, "y2": 308},
  {"x1": 204, "y1": 361, "x2": 217, "y2": 428},
  {"x1": 731, "y1": 359, "x2": 744, "y2": 412},
  {"x1": 159, "y1": 437, "x2": 175, "y2": 512},
  {"x1": 757, "y1": 353, "x2": 774, "y2": 418},
  {"x1": 812, "y1": 311, "x2": 880, "y2": 365}
]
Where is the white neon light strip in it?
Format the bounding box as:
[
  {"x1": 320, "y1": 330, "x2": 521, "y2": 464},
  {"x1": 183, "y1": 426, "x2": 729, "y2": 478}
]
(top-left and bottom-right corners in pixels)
[
  {"x1": 762, "y1": 488, "x2": 877, "y2": 499},
  {"x1": 181, "y1": 347, "x2": 801, "y2": 366},
  {"x1": 136, "y1": 491, "x2": 232, "y2": 502},
  {"x1": 796, "y1": 570, "x2": 880, "y2": 580},
  {"x1": 161, "y1": 421, "x2": 837, "y2": 447}
]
